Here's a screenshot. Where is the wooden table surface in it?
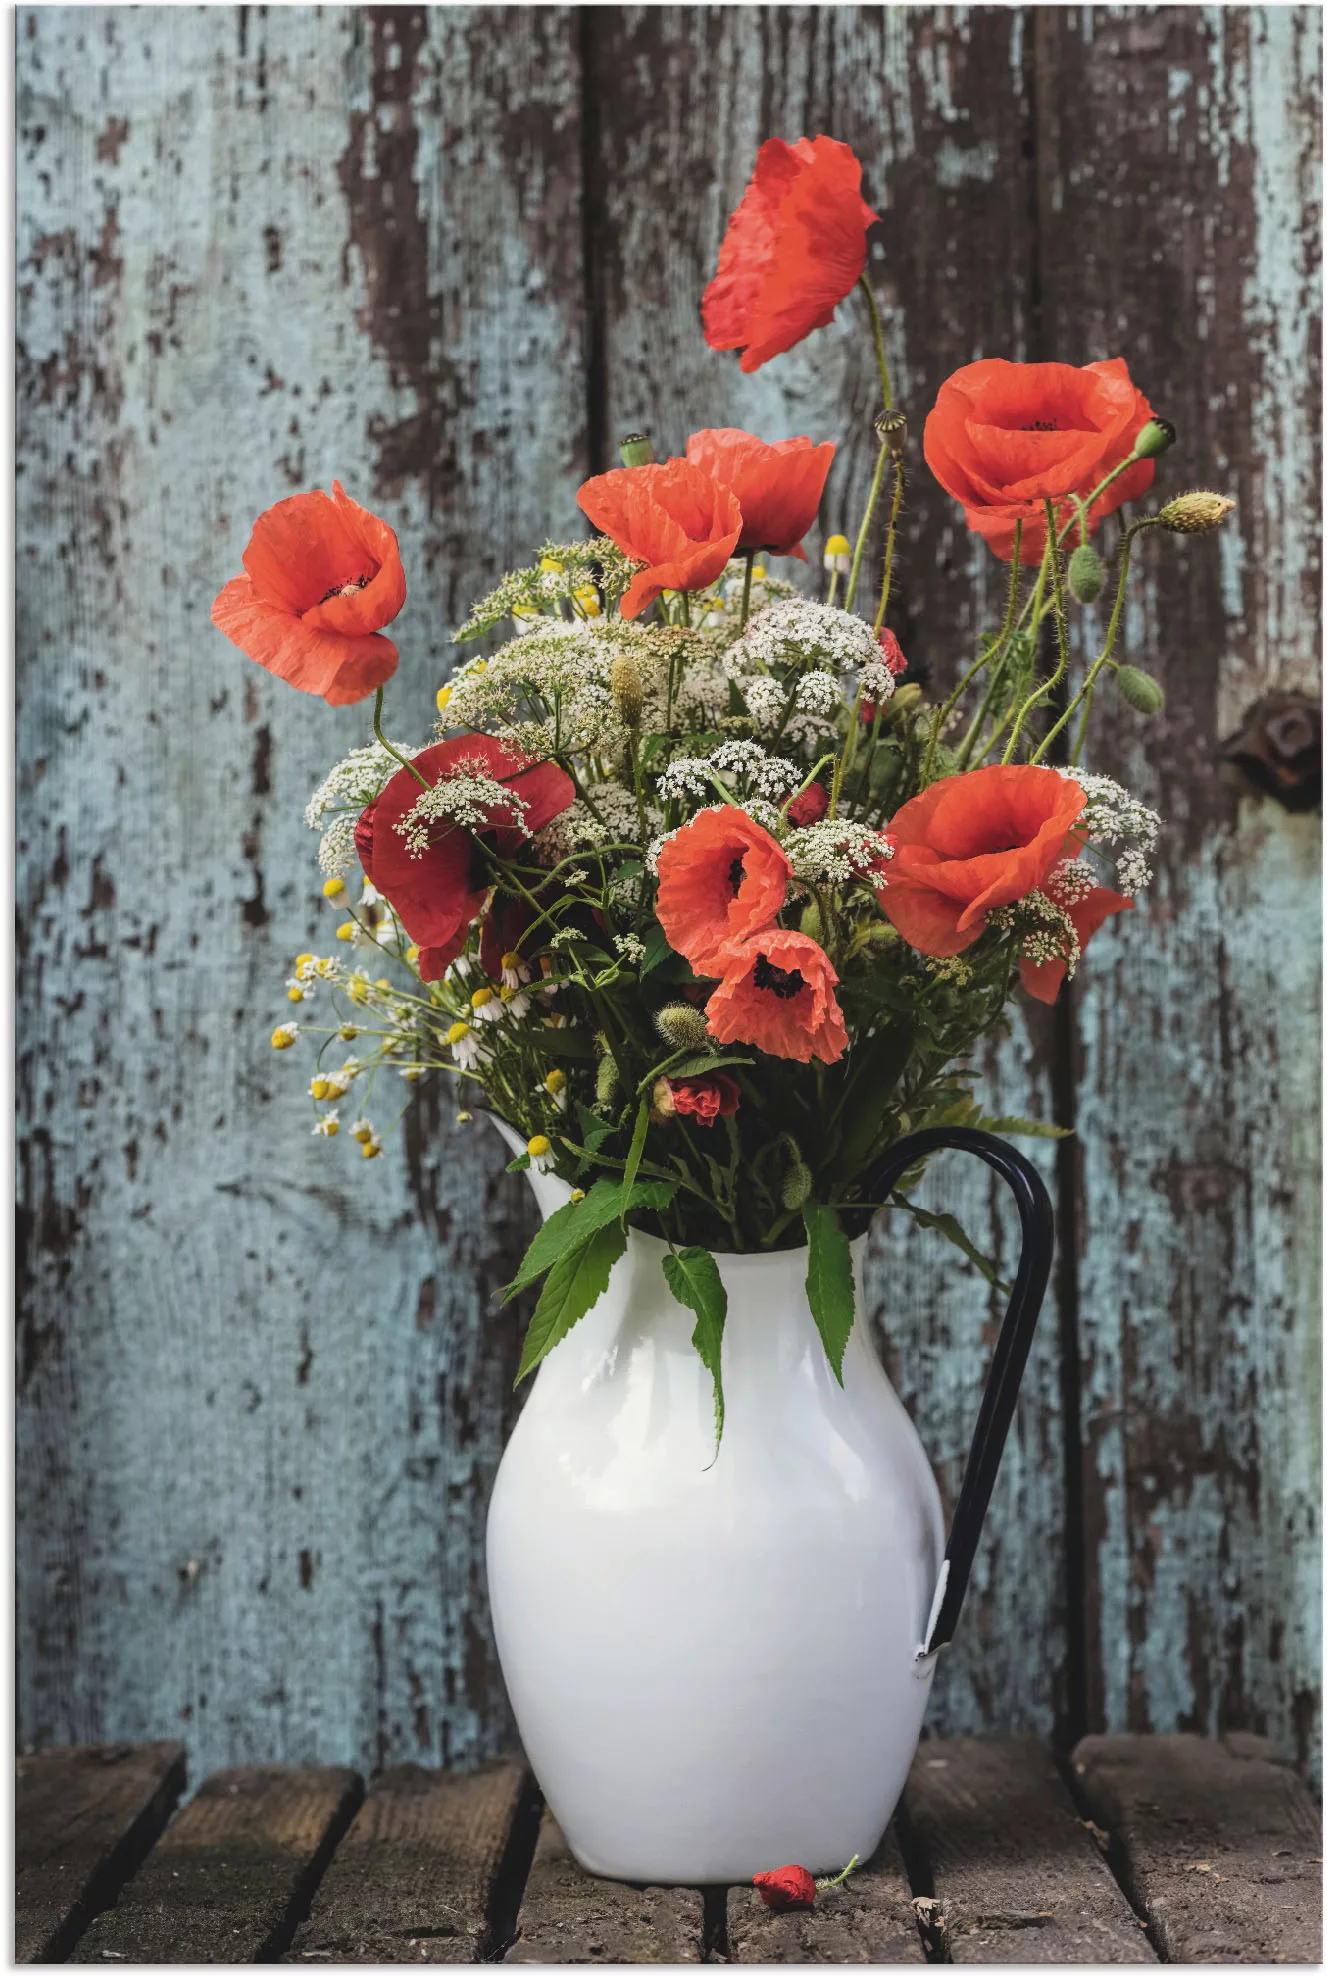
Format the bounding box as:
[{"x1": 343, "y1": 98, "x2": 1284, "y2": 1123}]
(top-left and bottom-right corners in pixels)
[{"x1": 16, "y1": 1733, "x2": 1321, "y2": 1965}]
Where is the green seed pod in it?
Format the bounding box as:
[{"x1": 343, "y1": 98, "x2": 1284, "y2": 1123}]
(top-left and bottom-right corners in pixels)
[
  {"x1": 1067, "y1": 542, "x2": 1105, "y2": 605},
  {"x1": 618, "y1": 432, "x2": 655, "y2": 468},
  {"x1": 780, "y1": 1147, "x2": 813, "y2": 1211},
  {"x1": 653, "y1": 1003, "x2": 711, "y2": 1050},
  {"x1": 609, "y1": 652, "x2": 645, "y2": 728},
  {"x1": 1132, "y1": 417, "x2": 1176, "y2": 460},
  {"x1": 1114, "y1": 664, "x2": 1165, "y2": 715},
  {"x1": 595, "y1": 1050, "x2": 620, "y2": 1108},
  {"x1": 884, "y1": 681, "x2": 924, "y2": 723},
  {"x1": 1156, "y1": 490, "x2": 1236, "y2": 535},
  {"x1": 874, "y1": 409, "x2": 908, "y2": 457}
]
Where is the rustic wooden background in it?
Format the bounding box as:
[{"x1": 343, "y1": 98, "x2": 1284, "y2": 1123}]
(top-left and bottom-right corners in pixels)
[{"x1": 17, "y1": 5, "x2": 1322, "y2": 1789}]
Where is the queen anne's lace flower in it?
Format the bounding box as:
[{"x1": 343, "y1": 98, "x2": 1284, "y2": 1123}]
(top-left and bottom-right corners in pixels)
[
  {"x1": 396, "y1": 763, "x2": 527, "y2": 855},
  {"x1": 795, "y1": 670, "x2": 843, "y2": 716},
  {"x1": 1060, "y1": 769, "x2": 1160, "y2": 896},
  {"x1": 725, "y1": 600, "x2": 880, "y2": 678},
  {"x1": 306, "y1": 741, "x2": 420, "y2": 875},
  {"x1": 787, "y1": 819, "x2": 893, "y2": 885}
]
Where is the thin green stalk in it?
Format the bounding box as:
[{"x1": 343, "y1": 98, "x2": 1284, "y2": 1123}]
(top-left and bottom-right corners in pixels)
[
  {"x1": 873, "y1": 457, "x2": 906, "y2": 631},
  {"x1": 929, "y1": 521, "x2": 1024, "y2": 781},
  {"x1": 738, "y1": 550, "x2": 755, "y2": 629},
  {"x1": 373, "y1": 686, "x2": 430, "y2": 788},
  {"x1": 1002, "y1": 502, "x2": 1071, "y2": 763},
  {"x1": 844, "y1": 438, "x2": 889, "y2": 615},
  {"x1": 857, "y1": 273, "x2": 894, "y2": 411},
  {"x1": 1032, "y1": 519, "x2": 1158, "y2": 764}
]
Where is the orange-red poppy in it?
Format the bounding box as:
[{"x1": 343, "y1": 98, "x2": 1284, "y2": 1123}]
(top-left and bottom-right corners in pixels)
[
  {"x1": 212, "y1": 481, "x2": 406, "y2": 705},
  {"x1": 664, "y1": 1072, "x2": 742, "y2": 1127},
  {"x1": 359, "y1": 737, "x2": 574, "y2": 981},
  {"x1": 879, "y1": 765, "x2": 1087, "y2": 957},
  {"x1": 706, "y1": 928, "x2": 848, "y2": 1065},
  {"x1": 656, "y1": 807, "x2": 792, "y2": 971},
  {"x1": 576, "y1": 460, "x2": 742, "y2": 619},
  {"x1": 703, "y1": 137, "x2": 878, "y2": 373},
  {"x1": 923, "y1": 359, "x2": 1155, "y2": 563},
  {"x1": 684, "y1": 429, "x2": 835, "y2": 559},
  {"x1": 1020, "y1": 885, "x2": 1132, "y2": 1003}
]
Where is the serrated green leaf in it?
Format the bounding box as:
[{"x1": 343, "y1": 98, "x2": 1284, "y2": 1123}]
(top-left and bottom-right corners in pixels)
[
  {"x1": 639, "y1": 923, "x2": 673, "y2": 974},
  {"x1": 661, "y1": 1247, "x2": 728, "y2": 1453},
  {"x1": 503, "y1": 1175, "x2": 674, "y2": 1300},
  {"x1": 530, "y1": 1029, "x2": 596, "y2": 1062},
  {"x1": 898, "y1": 1200, "x2": 1010, "y2": 1294},
  {"x1": 975, "y1": 1114, "x2": 1071, "y2": 1141},
  {"x1": 620, "y1": 1097, "x2": 650, "y2": 1226},
  {"x1": 517, "y1": 1220, "x2": 628, "y2": 1381},
  {"x1": 802, "y1": 1201, "x2": 855, "y2": 1384},
  {"x1": 667, "y1": 1053, "x2": 754, "y2": 1079}
]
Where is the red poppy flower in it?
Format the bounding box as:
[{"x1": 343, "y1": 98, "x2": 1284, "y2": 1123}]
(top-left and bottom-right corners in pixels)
[
  {"x1": 706, "y1": 928, "x2": 848, "y2": 1065},
  {"x1": 665, "y1": 1072, "x2": 741, "y2": 1127},
  {"x1": 879, "y1": 765, "x2": 1087, "y2": 957},
  {"x1": 576, "y1": 460, "x2": 742, "y2": 619},
  {"x1": 359, "y1": 738, "x2": 573, "y2": 981},
  {"x1": 878, "y1": 627, "x2": 907, "y2": 675},
  {"x1": 684, "y1": 429, "x2": 835, "y2": 560},
  {"x1": 656, "y1": 808, "x2": 792, "y2": 972},
  {"x1": 1020, "y1": 884, "x2": 1132, "y2": 1004},
  {"x1": 754, "y1": 1866, "x2": 817, "y2": 1911},
  {"x1": 786, "y1": 780, "x2": 829, "y2": 827},
  {"x1": 703, "y1": 137, "x2": 879, "y2": 373},
  {"x1": 923, "y1": 358, "x2": 1155, "y2": 563},
  {"x1": 212, "y1": 481, "x2": 406, "y2": 705}
]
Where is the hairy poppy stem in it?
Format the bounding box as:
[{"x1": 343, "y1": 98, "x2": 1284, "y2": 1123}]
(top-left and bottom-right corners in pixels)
[
  {"x1": 843, "y1": 437, "x2": 889, "y2": 615},
  {"x1": 373, "y1": 686, "x2": 431, "y2": 788},
  {"x1": 1003, "y1": 502, "x2": 1072, "y2": 763},
  {"x1": 873, "y1": 456, "x2": 905, "y2": 632},
  {"x1": 1032, "y1": 518, "x2": 1159, "y2": 764},
  {"x1": 932, "y1": 522, "x2": 1024, "y2": 782},
  {"x1": 857, "y1": 275, "x2": 894, "y2": 411}
]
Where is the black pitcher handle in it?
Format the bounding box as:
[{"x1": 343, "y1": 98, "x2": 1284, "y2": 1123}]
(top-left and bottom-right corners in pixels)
[{"x1": 863, "y1": 1126, "x2": 1055, "y2": 1662}]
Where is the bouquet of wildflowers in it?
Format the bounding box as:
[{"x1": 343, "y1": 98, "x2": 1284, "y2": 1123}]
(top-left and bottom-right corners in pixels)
[{"x1": 214, "y1": 136, "x2": 1232, "y2": 1429}]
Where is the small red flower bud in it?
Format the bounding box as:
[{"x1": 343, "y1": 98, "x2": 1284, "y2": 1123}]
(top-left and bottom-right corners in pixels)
[
  {"x1": 878, "y1": 626, "x2": 908, "y2": 675},
  {"x1": 753, "y1": 1865, "x2": 817, "y2": 1910},
  {"x1": 786, "y1": 780, "x2": 829, "y2": 827}
]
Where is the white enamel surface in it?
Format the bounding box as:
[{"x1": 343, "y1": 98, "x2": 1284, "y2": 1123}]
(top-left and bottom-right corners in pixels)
[{"x1": 485, "y1": 1131, "x2": 945, "y2": 1884}]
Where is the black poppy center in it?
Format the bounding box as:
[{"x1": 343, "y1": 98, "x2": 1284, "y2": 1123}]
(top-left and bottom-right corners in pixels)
[
  {"x1": 728, "y1": 855, "x2": 746, "y2": 896},
  {"x1": 319, "y1": 571, "x2": 372, "y2": 604},
  {"x1": 1020, "y1": 419, "x2": 1063, "y2": 432},
  {"x1": 753, "y1": 953, "x2": 805, "y2": 1000}
]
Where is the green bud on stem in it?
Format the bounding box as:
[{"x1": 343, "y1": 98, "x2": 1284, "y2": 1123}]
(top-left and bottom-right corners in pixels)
[
  {"x1": 1132, "y1": 417, "x2": 1176, "y2": 460},
  {"x1": 1155, "y1": 490, "x2": 1236, "y2": 535},
  {"x1": 654, "y1": 1003, "x2": 711, "y2": 1050},
  {"x1": 1067, "y1": 543, "x2": 1106, "y2": 604},
  {"x1": 1114, "y1": 664, "x2": 1165, "y2": 715},
  {"x1": 619, "y1": 432, "x2": 655, "y2": 468}
]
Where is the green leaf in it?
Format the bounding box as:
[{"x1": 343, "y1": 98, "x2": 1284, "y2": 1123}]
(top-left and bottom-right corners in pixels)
[
  {"x1": 802, "y1": 1201, "x2": 855, "y2": 1384},
  {"x1": 975, "y1": 1114, "x2": 1071, "y2": 1141},
  {"x1": 517, "y1": 1220, "x2": 628, "y2": 1381},
  {"x1": 503, "y1": 1176, "x2": 674, "y2": 1300},
  {"x1": 667, "y1": 1053, "x2": 754, "y2": 1080},
  {"x1": 639, "y1": 923, "x2": 674, "y2": 975},
  {"x1": 620, "y1": 1097, "x2": 650, "y2": 1226},
  {"x1": 897, "y1": 1199, "x2": 1009, "y2": 1294},
  {"x1": 661, "y1": 1247, "x2": 728, "y2": 1451},
  {"x1": 530, "y1": 1029, "x2": 596, "y2": 1062}
]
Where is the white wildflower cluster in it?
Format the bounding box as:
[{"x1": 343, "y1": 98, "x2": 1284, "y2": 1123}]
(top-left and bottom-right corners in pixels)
[
  {"x1": 787, "y1": 820, "x2": 892, "y2": 886},
  {"x1": 725, "y1": 600, "x2": 880, "y2": 679},
  {"x1": 532, "y1": 783, "x2": 653, "y2": 865},
  {"x1": 795, "y1": 671, "x2": 843, "y2": 717},
  {"x1": 741, "y1": 677, "x2": 787, "y2": 730},
  {"x1": 306, "y1": 741, "x2": 419, "y2": 876},
  {"x1": 443, "y1": 621, "x2": 661, "y2": 759},
  {"x1": 990, "y1": 892, "x2": 1080, "y2": 973},
  {"x1": 658, "y1": 756, "x2": 720, "y2": 801},
  {"x1": 857, "y1": 662, "x2": 898, "y2": 704},
  {"x1": 613, "y1": 931, "x2": 647, "y2": 964},
  {"x1": 1044, "y1": 858, "x2": 1097, "y2": 908},
  {"x1": 396, "y1": 764, "x2": 526, "y2": 856},
  {"x1": 661, "y1": 740, "x2": 801, "y2": 806},
  {"x1": 1061, "y1": 769, "x2": 1159, "y2": 896}
]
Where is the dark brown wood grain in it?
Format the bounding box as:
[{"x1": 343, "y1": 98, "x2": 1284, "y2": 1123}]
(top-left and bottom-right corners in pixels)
[
  {"x1": 68, "y1": 1764, "x2": 360, "y2": 1963},
  {"x1": 726, "y1": 1826, "x2": 924, "y2": 1964},
  {"x1": 286, "y1": 1758, "x2": 535, "y2": 1963},
  {"x1": 1072, "y1": 1732, "x2": 1323, "y2": 1963},
  {"x1": 901, "y1": 1734, "x2": 1155, "y2": 1963},
  {"x1": 16, "y1": 1741, "x2": 186, "y2": 1963},
  {"x1": 505, "y1": 1811, "x2": 705, "y2": 1964}
]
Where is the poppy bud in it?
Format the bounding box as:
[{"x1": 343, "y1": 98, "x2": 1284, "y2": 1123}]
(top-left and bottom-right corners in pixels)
[
  {"x1": 609, "y1": 652, "x2": 645, "y2": 728},
  {"x1": 1067, "y1": 543, "x2": 1105, "y2": 604},
  {"x1": 874, "y1": 410, "x2": 907, "y2": 456},
  {"x1": 823, "y1": 533, "x2": 852, "y2": 574},
  {"x1": 781, "y1": 1151, "x2": 813, "y2": 1211},
  {"x1": 1132, "y1": 417, "x2": 1176, "y2": 460},
  {"x1": 1114, "y1": 664, "x2": 1165, "y2": 715},
  {"x1": 1155, "y1": 490, "x2": 1236, "y2": 535},
  {"x1": 885, "y1": 681, "x2": 923, "y2": 722},
  {"x1": 654, "y1": 1003, "x2": 712, "y2": 1050},
  {"x1": 754, "y1": 1865, "x2": 817, "y2": 1911},
  {"x1": 786, "y1": 780, "x2": 829, "y2": 827},
  {"x1": 651, "y1": 1076, "x2": 677, "y2": 1122},
  {"x1": 619, "y1": 432, "x2": 655, "y2": 468},
  {"x1": 595, "y1": 1051, "x2": 620, "y2": 1108}
]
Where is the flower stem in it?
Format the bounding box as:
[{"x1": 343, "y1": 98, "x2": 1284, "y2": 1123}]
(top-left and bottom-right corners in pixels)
[
  {"x1": 739, "y1": 550, "x2": 755, "y2": 630},
  {"x1": 373, "y1": 686, "x2": 430, "y2": 788},
  {"x1": 950, "y1": 522, "x2": 1024, "y2": 772},
  {"x1": 873, "y1": 455, "x2": 905, "y2": 631},
  {"x1": 844, "y1": 438, "x2": 889, "y2": 615},
  {"x1": 857, "y1": 274, "x2": 893, "y2": 411},
  {"x1": 1002, "y1": 502, "x2": 1071, "y2": 763},
  {"x1": 1031, "y1": 518, "x2": 1157, "y2": 764}
]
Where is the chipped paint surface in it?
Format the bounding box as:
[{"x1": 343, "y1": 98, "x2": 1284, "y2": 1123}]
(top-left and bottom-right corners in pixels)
[{"x1": 17, "y1": 6, "x2": 1320, "y2": 1781}]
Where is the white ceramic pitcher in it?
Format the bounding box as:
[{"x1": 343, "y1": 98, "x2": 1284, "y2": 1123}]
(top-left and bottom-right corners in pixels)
[{"x1": 485, "y1": 1117, "x2": 1053, "y2": 1884}]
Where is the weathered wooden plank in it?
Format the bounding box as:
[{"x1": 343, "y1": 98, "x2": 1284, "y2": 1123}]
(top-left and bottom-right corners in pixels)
[
  {"x1": 1072, "y1": 1732, "x2": 1323, "y2": 1963},
  {"x1": 16, "y1": 1741, "x2": 186, "y2": 1963},
  {"x1": 69, "y1": 1763, "x2": 360, "y2": 1963},
  {"x1": 286, "y1": 1758, "x2": 534, "y2": 1964},
  {"x1": 591, "y1": 0, "x2": 1068, "y2": 1749},
  {"x1": 900, "y1": 1734, "x2": 1154, "y2": 1962},
  {"x1": 726, "y1": 1825, "x2": 924, "y2": 1964},
  {"x1": 16, "y1": 4, "x2": 583, "y2": 1781},
  {"x1": 1033, "y1": 6, "x2": 1322, "y2": 1776},
  {"x1": 505, "y1": 1811, "x2": 705, "y2": 1964}
]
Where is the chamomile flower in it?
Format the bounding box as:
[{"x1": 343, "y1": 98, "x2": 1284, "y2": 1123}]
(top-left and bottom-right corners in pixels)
[
  {"x1": 500, "y1": 984, "x2": 532, "y2": 1019},
  {"x1": 543, "y1": 1068, "x2": 568, "y2": 1111},
  {"x1": 448, "y1": 1021, "x2": 485, "y2": 1071},
  {"x1": 471, "y1": 985, "x2": 502, "y2": 1024},
  {"x1": 526, "y1": 1134, "x2": 553, "y2": 1174},
  {"x1": 312, "y1": 1110, "x2": 341, "y2": 1138},
  {"x1": 500, "y1": 950, "x2": 532, "y2": 989}
]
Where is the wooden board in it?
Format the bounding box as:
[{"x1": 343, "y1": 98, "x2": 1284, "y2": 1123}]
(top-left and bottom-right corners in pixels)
[
  {"x1": 16, "y1": 1741, "x2": 186, "y2": 1963},
  {"x1": 67, "y1": 1763, "x2": 359, "y2": 1963},
  {"x1": 726, "y1": 1825, "x2": 924, "y2": 1964},
  {"x1": 505, "y1": 1811, "x2": 705, "y2": 1963},
  {"x1": 1033, "y1": 5, "x2": 1323, "y2": 1778},
  {"x1": 1072, "y1": 1732, "x2": 1323, "y2": 1964},
  {"x1": 286, "y1": 1758, "x2": 534, "y2": 1963},
  {"x1": 16, "y1": 2, "x2": 580, "y2": 1784},
  {"x1": 901, "y1": 1734, "x2": 1154, "y2": 1963}
]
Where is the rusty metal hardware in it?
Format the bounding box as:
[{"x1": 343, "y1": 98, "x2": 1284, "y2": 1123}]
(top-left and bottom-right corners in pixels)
[{"x1": 1221, "y1": 692, "x2": 1321, "y2": 812}]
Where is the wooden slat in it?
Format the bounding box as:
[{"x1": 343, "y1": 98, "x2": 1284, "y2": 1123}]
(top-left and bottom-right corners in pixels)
[
  {"x1": 1072, "y1": 1732, "x2": 1323, "y2": 1963},
  {"x1": 68, "y1": 1763, "x2": 360, "y2": 1963},
  {"x1": 505, "y1": 1811, "x2": 704, "y2": 1964},
  {"x1": 286, "y1": 1759, "x2": 533, "y2": 1964},
  {"x1": 901, "y1": 1735, "x2": 1154, "y2": 1963},
  {"x1": 16, "y1": 1741, "x2": 186, "y2": 1963},
  {"x1": 726, "y1": 1826, "x2": 924, "y2": 1964}
]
